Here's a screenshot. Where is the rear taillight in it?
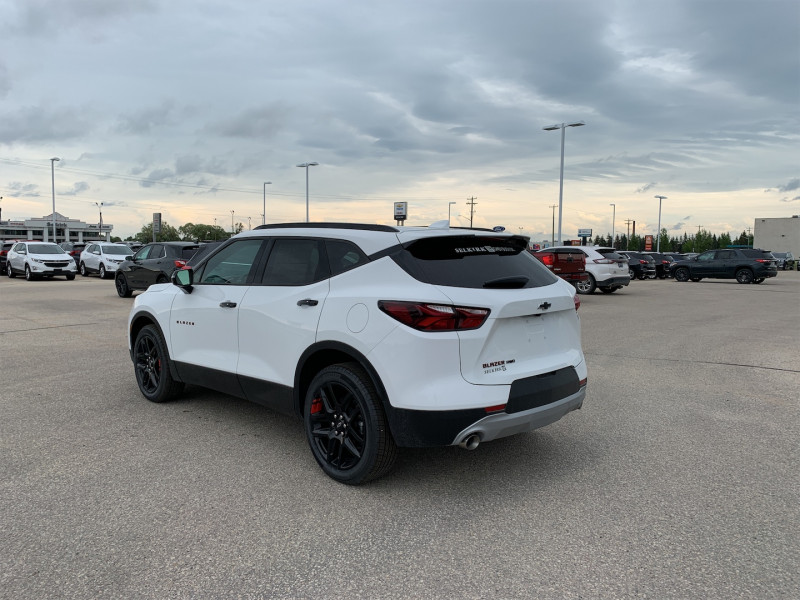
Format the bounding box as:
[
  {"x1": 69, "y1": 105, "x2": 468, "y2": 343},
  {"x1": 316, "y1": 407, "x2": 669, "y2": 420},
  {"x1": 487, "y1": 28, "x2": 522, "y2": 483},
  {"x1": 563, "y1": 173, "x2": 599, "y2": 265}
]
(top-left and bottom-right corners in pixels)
[
  {"x1": 573, "y1": 295, "x2": 581, "y2": 311},
  {"x1": 174, "y1": 259, "x2": 187, "y2": 268},
  {"x1": 639, "y1": 259, "x2": 648, "y2": 265},
  {"x1": 539, "y1": 253, "x2": 555, "y2": 267},
  {"x1": 755, "y1": 259, "x2": 771, "y2": 263},
  {"x1": 378, "y1": 300, "x2": 490, "y2": 331},
  {"x1": 593, "y1": 258, "x2": 614, "y2": 264}
]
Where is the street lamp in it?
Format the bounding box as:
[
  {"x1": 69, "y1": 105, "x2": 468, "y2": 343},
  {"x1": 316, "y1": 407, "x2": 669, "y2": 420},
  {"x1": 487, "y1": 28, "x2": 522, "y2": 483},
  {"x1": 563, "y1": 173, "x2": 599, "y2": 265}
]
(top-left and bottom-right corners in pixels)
[
  {"x1": 262, "y1": 181, "x2": 272, "y2": 226},
  {"x1": 609, "y1": 203, "x2": 616, "y2": 246},
  {"x1": 543, "y1": 121, "x2": 585, "y2": 244},
  {"x1": 231, "y1": 210, "x2": 235, "y2": 234},
  {"x1": 549, "y1": 204, "x2": 557, "y2": 247},
  {"x1": 50, "y1": 157, "x2": 60, "y2": 243},
  {"x1": 448, "y1": 201, "x2": 457, "y2": 225},
  {"x1": 95, "y1": 202, "x2": 104, "y2": 241},
  {"x1": 296, "y1": 162, "x2": 319, "y2": 222},
  {"x1": 654, "y1": 195, "x2": 667, "y2": 252}
]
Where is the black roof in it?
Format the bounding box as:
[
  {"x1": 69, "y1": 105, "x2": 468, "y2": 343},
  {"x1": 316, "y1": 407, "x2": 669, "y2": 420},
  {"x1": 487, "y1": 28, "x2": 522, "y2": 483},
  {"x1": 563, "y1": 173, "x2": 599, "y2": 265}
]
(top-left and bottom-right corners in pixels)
[{"x1": 254, "y1": 222, "x2": 399, "y2": 232}]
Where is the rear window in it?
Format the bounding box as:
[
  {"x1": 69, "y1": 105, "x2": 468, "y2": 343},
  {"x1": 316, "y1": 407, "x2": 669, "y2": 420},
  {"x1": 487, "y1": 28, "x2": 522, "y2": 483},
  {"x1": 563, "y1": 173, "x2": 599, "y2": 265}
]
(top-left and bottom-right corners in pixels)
[
  {"x1": 392, "y1": 235, "x2": 558, "y2": 289},
  {"x1": 180, "y1": 246, "x2": 200, "y2": 259},
  {"x1": 596, "y1": 248, "x2": 626, "y2": 260},
  {"x1": 742, "y1": 250, "x2": 774, "y2": 259}
]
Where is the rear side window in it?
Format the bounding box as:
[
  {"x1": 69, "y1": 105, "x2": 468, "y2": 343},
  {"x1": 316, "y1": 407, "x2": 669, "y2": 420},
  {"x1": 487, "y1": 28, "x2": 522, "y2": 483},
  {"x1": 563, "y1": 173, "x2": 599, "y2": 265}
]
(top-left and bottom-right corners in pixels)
[
  {"x1": 596, "y1": 248, "x2": 625, "y2": 260},
  {"x1": 180, "y1": 246, "x2": 199, "y2": 259},
  {"x1": 326, "y1": 240, "x2": 369, "y2": 276},
  {"x1": 392, "y1": 235, "x2": 557, "y2": 289},
  {"x1": 262, "y1": 239, "x2": 330, "y2": 286},
  {"x1": 742, "y1": 250, "x2": 774, "y2": 259}
]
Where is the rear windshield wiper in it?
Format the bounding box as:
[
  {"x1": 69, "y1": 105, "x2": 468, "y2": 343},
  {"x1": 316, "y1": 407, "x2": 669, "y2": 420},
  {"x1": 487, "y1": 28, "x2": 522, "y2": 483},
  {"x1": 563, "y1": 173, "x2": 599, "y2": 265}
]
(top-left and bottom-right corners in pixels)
[{"x1": 482, "y1": 276, "x2": 529, "y2": 289}]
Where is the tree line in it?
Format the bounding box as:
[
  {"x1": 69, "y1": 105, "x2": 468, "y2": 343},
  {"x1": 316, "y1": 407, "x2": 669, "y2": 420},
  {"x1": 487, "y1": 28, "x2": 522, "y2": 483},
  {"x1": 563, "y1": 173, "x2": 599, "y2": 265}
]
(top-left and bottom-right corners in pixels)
[
  {"x1": 590, "y1": 229, "x2": 753, "y2": 254},
  {"x1": 118, "y1": 221, "x2": 244, "y2": 244}
]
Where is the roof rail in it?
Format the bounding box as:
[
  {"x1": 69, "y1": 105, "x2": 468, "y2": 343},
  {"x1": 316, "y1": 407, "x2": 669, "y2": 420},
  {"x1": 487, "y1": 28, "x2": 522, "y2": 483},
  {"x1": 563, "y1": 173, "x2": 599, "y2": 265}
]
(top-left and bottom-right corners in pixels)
[{"x1": 254, "y1": 222, "x2": 399, "y2": 232}]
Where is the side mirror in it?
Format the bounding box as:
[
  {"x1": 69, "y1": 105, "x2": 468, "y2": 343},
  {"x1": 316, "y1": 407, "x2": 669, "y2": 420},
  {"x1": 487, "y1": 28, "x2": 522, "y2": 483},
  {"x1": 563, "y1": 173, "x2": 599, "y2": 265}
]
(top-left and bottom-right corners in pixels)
[{"x1": 173, "y1": 267, "x2": 194, "y2": 293}]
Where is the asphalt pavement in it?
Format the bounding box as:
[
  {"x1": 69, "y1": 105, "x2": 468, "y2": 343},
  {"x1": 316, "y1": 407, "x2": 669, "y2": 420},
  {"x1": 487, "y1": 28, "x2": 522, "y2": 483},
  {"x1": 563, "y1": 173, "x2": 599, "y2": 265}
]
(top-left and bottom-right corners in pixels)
[{"x1": 1, "y1": 271, "x2": 798, "y2": 599}]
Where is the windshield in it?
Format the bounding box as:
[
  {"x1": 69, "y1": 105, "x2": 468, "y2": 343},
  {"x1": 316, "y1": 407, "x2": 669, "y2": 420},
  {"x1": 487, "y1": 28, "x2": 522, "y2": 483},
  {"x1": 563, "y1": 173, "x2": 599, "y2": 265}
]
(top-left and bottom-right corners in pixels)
[
  {"x1": 28, "y1": 244, "x2": 66, "y2": 255},
  {"x1": 103, "y1": 246, "x2": 133, "y2": 255}
]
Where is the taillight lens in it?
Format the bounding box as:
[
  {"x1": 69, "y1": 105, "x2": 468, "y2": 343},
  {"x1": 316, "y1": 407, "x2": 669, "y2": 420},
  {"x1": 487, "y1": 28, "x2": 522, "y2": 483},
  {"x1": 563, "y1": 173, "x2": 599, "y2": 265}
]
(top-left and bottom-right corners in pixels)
[
  {"x1": 378, "y1": 300, "x2": 490, "y2": 331},
  {"x1": 639, "y1": 259, "x2": 648, "y2": 265},
  {"x1": 755, "y1": 259, "x2": 771, "y2": 263},
  {"x1": 174, "y1": 259, "x2": 187, "y2": 269},
  {"x1": 539, "y1": 253, "x2": 555, "y2": 267},
  {"x1": 573, "y1": 295, "x2": 581, "y2": 311}
]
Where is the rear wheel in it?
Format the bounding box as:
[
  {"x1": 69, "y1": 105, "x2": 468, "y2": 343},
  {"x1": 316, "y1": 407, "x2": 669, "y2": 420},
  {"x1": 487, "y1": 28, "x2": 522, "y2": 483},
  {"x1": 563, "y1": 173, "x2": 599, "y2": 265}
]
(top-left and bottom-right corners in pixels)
[
  {"x1": 133, "y1": 325, "x2": 184, "y2": 403},
  {"x1": 735, "y1": 269, "x2": 754, "y2": 284},
  {"x1": 115, "y1": 274, "x2": 132, "y2": 298},
  {"x1": 156, "y1": 274, "x2": 168, "y2": 284},
  {"x1": 674, "y1": 267, "x2": 690, "y2": 282},
  {"x1": 690, "y1": 277, "x2": 702, "y2": 282},
  {"x1": 628, "y1": 268, "x2": 635, "y2": 279},
  {"x1": 304, "y1": 363, "x2": 397, "y2": 485},
  {"x1": 600, "y1": 286, "x2": 619, "y2": 293},
  {"x1": 753, "y1": 278, "x2": 765, "y2": 284},
  {"x1": 575, "y1": 273, "x2": 596, "y2": 295}
]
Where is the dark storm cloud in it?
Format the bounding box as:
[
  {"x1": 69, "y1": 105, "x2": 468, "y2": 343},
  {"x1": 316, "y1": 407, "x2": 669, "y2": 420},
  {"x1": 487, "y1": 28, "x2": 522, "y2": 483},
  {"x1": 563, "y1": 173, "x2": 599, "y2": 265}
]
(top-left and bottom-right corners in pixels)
[
  {"x1": 140, "y1": 168, "x2": 173, "y2": 187},
  {"x1": 636, "y1": 183, "x2": 657, "y2": 194},
  {"x1": 778, "y1": 178, "x2": 800, "y2": 193},
  {"x1": 781, "y1": 196, "x2": 800, "y2": 203},
  {"x1": 0, "y1": 106, "x2": 92, "y2": 144}
]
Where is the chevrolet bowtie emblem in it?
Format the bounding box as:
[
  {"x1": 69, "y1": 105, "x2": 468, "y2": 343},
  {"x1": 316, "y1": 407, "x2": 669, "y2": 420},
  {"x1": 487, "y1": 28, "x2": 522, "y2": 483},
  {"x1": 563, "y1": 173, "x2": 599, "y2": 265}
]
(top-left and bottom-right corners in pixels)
[{"x1": 539, "y1": 302, "x2": 551, "y2": 310}]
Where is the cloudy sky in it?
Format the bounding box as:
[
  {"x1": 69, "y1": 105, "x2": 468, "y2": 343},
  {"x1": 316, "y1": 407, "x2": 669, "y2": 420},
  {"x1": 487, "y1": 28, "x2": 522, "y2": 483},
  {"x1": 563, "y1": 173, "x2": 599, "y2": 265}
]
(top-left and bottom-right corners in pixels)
[{"x1": 1, "y1": 0, "x2": 798, "y2": 241}]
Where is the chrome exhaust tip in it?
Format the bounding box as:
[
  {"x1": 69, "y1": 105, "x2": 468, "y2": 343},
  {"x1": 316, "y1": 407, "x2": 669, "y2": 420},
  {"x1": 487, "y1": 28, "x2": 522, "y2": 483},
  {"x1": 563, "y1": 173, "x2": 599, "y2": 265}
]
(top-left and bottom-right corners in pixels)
[{"x1": 459, "y1": 433, "x2": 481, "y2": 450}]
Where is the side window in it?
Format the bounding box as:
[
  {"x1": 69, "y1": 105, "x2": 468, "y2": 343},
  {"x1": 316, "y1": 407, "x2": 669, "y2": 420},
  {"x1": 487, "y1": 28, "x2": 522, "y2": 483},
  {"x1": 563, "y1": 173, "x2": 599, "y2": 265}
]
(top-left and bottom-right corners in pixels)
[
  {"x1": 198, "y1": 239, "x2": 263, "y2": 285},
  {"x1": 152, "y1": 245, "x2": 166, "y2": 259},
  {"x1": 262, "y1": 239, "x2": 328, "y2": 286},
  {"x1": 697, "y1": 251, "x2": 715, "y2": 261},
  {"x1": 134, "y1": 246, "x2": 152, "y2": 260},
  {"x1": 325, "y1": 240, "x2": 369, "y2": 276},
  {"x1": 717, "y1": 250, "x2": 735, "y2": 260}
]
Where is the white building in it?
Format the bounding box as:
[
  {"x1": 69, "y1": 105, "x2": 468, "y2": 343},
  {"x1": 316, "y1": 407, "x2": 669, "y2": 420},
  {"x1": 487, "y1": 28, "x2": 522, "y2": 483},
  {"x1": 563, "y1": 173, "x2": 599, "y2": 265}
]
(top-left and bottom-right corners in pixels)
[
  {"x1": 0, "y1": 212, "x2": 113, "y2": 244},
  {"x1": 753, "y1": 216, "x2": 800, "y2": 258}
]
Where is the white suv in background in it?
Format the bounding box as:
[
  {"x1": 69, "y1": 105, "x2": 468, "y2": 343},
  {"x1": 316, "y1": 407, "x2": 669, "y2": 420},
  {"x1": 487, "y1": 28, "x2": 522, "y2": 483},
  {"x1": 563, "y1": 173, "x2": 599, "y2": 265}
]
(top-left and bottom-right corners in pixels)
[
  {"x1": 547, "y1": 246, "x2": 630, "y2": 294},
  {"x1": 128, "y1": 222, "x2": 588, "y2": 484},
  {"x1": 80, "y1": 242, "x2": 133, "y2": 279},
  {"x1": 6, "y1": 241, "x2": 77, "y2": 281}
]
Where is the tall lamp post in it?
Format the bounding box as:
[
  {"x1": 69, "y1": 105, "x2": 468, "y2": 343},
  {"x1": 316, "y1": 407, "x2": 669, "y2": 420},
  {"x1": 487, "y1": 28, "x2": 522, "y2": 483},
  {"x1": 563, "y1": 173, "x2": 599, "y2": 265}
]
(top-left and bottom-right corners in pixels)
[
  {"x1": 95, "y1": 202, "x2": 104, "y2": 241},
  {"x1": 231, "y1": 210, "x2": 235, "y2": 235},
  {"x1": 50, "y1": 157, "x2": 60, "y2": 243},
  {"x1": 296, "y1": 162, "x2": 319, "y2": 222},
  {"x1": 543, "y1": 121, "x2": 585, "y2": 244},
  {"x1": 262, "y1": 181, "x2": 272, "y2": 226},
  {"x1": 609, "y1": 203, "x2": 616, "y2": 247},
  {"x1": 549, "y1": 204, "x2": 557, "y2": 246},
  {"x1": 654, "y1": 195, "x2": 667, "y2": 252},
  {"x1": 448, "y1": 201, "x2": 457, "y2": 225}
]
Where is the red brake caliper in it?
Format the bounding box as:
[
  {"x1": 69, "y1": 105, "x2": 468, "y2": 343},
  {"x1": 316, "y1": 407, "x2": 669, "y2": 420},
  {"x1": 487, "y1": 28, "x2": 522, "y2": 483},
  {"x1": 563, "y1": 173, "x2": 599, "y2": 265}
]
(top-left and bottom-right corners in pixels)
[{"x1": 310, "y1": 396, "x2": 323, "y2": 414}]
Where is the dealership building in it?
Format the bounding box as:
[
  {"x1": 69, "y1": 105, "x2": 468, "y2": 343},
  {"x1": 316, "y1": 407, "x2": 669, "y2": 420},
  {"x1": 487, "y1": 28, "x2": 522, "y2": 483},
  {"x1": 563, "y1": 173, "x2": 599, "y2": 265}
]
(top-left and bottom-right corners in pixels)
[
  {"x1": 753, "y1": 216, "x2": 800, "y2": 258},
  {"x1": 0, "y1": 212, "x2": 113, "y2": 244}
]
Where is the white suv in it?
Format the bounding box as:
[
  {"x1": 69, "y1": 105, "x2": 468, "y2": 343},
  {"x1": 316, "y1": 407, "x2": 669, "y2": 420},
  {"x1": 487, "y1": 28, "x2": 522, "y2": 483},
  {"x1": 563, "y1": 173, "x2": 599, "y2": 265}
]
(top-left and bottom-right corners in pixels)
[
  {"x1": 547, "y1": 246, "x2": 630, "y2": 294},
  {"x1": 79, "y1": 242, "x2": 133, "y2": 279},
  {"x1": 128, "y1": 223, "x2": 588, "y2": 484},
  {"x1": 6, "y1": 241, "x2": 77, "y2": 280}
]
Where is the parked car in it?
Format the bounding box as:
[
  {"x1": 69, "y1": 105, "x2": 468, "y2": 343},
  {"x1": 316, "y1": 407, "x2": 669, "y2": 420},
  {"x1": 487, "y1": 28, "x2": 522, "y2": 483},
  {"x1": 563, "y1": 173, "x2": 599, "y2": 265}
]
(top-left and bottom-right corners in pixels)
[
  {"x1": 79, "y1": 242, "x2": 134, "y2": 279},
  {"x1": 771, "y1": 252, "x2": 795, "y2": 270},
  {"x1": 670, "y1": 249, "x2": 778, "y2": 284},
  {"x1": 0, "y1": 240, "x2": 21, "y2": 273},
  {"x1": 58, "y1": 241, "x2": 87, "y2": 266},
  {"x1": 546, "y1": 246, "x2": 630, "y2": 294},
  {"x1": 127, "y1": 223, "x2": 588, "y2": 484},
  {"x1": 641, "y1": 251, "x2": 674, "y2": 278},
  {"x1": 619, "y1": 251, "x2": 657, "y2": 280},
  {"x1": 185, "y1": 241, "x2": 225, "y2": 267},
  {"x1": 115, "y1": 241, "x2": 200, "y2": 297},
  {"x1": 530, "y1": 247, "x2": 589, "y2": 289},
  {"x1": 6, "y1": 241, "x2": 77, "y2": 280}
]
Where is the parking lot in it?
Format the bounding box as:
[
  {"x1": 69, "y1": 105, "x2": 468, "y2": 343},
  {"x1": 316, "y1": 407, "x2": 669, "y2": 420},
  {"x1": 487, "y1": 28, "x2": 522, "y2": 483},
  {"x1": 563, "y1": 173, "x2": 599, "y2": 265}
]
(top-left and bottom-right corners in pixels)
[{"x1": 1, "y1": 272, "x2": 798, "y2": 599}]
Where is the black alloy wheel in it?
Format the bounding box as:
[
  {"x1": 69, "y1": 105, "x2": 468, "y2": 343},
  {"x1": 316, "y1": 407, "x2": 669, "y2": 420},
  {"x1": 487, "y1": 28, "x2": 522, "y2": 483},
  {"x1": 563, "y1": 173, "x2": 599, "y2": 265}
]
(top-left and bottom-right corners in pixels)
[
  {"x1": 735, "y1": 269, "x2": 754, "y2": 284},
  {"x1": 674, "y1": 267, "x2": 690, "y2": 282},
  {"x1": 115, "y1": 274, "x2": 132, "y2": 298},
  {"x1": 133, "y1": 325, "x2": 184, "y2": 403},
  {"x1": 305, "y1": 363, "x2": 397, "y2": 484}
]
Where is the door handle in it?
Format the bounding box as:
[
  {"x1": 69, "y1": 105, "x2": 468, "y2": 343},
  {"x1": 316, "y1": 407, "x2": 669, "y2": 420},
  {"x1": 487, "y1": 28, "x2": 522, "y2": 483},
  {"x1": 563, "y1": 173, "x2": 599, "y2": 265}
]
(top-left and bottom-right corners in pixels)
[
  {"x1": 219, "y1": 301, "x2": 237, "y2": 308},
  {"x1": 297, "y1": 298, "x2": 319, "y2": 306}
]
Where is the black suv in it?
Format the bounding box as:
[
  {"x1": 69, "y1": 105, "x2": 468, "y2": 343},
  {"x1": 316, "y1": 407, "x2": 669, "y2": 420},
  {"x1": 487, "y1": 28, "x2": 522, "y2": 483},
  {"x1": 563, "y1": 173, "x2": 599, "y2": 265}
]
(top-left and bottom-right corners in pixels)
[
  {"x1": 115, "y1": 242, "x2": 200, "y2": 297},
  {"x1": 619, "y1": 251, "x2": 656, "y2": 280},
  {"x1": 58, "y1": 241, "x2": 87, "y2": 266},
  {"x1": 670, "y1": 249, "x2": 778, "y2": 284}
]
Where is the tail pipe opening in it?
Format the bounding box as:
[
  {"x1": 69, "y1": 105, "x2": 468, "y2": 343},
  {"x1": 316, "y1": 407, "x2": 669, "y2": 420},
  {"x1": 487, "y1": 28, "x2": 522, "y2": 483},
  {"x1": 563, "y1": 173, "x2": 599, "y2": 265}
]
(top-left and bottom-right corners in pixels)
[{"x1": 458, "y1": 433, "x2": 482, "y2": 451}]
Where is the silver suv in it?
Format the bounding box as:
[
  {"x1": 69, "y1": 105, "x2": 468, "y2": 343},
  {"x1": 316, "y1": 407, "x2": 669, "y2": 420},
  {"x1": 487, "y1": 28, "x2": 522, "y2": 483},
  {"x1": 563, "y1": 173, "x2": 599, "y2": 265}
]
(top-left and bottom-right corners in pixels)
[
  {"x1": 128, "y1": 223, "x2": 588, "y2": 484},
  {"x1": 547, "y1": 246, "x2": 630, "y2": 294}
]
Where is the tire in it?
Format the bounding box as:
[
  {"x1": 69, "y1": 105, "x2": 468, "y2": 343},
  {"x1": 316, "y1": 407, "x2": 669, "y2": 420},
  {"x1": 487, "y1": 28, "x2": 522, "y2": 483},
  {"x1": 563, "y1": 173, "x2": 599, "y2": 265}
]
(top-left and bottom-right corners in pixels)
[
  {"x1": 304, "y1": 362, "x2": 398, "y2": 485},
  {"x1": 753, "y1": 278, "x2": 765, "y2": 284},
  {"x1": 735, "y1": 269, "x2": 754, "y2": 284},
  {"x1": 7, "y1": 263, "x2": 15, "y2": 278},
  {"x1": 156, "y1": 274, "x2": 168, "y2": 284},
  {"x1": 690, "y1": 277, "x2": 702, "y2": 282},
  {"x1": 80, "y1": 262, "x2": 88, "y2": 276},
  {"x1": 628, "y1": 268, "x2": 635, "y2": 279},
  {"x1": 66, "y1": 274, "x2": 76, "y2": 281},
  {"x1": 674, "y1": 267, "x2": 690, "y2": 282},
  {"x1": 99, "y1": 264, "x2": 106, "y2": 279},
  {"x1": 133, "y1": 324, "x2": 184, "y2": 403},
  {"x1": 25, "y1": 265, "x2": 34, "y2": 281},
  {"x1": 600, "y1": 286, "x2": 619, "y2": 293},
  {"x1": 115, "y1": 274, "x2": 132, "y2": 298},
  {"x1": 575, "y1": 273, "x2": 596, "y2": 295}
]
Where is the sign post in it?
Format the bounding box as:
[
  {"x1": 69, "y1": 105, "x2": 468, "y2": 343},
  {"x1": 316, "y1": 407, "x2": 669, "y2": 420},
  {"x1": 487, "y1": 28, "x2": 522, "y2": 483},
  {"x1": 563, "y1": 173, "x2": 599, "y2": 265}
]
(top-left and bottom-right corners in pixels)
[
  {"x1": 153, "y1": 213, "x2": 162, "y2": 242},
  {"x1": 393, "y1": 202, "x2": 407, "y2": 226}
]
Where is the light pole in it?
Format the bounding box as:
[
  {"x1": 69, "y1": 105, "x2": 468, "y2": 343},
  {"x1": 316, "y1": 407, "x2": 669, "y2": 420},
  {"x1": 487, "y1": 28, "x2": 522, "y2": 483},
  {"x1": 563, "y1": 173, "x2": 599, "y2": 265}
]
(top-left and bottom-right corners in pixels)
[
  {"x1": 247, "y1": 216, "x2": 252, "y2": 230},
  {"x1": 448, "y1": 201, "x2": 457, "y2": 225},
  {"x1": 95, "y1": 202, "x2": 104, "y2": 241},
  {"x1": 296, "y1": 162, "x2": 319, "y2": 222},
  {"x1": 654, "y1": 195, "x2": 667, "y2": 252},
  {"x1": 50, "y1": 157, "x2": 60, "y2": 243},
  {"x1": 549, "y1": 204, "x2": 557, "y2": 246},
  {"x1": 609, "y1": 203, "x2": 616, "y2": 247},
  {"x1": 262, "y1": 181, "x2": 272, "y2": 226},
  {"x1": 231, "y1": 210, "x2": 235, "y2": 234},
  {"x1": 543, "y1": 121, "x2": 585, "y2": 244}
]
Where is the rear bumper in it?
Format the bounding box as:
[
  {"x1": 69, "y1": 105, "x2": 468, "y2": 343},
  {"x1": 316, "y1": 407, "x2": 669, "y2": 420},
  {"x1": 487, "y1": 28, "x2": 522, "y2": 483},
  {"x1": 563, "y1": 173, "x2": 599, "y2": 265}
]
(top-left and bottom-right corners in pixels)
[{"x1": 597, "y1": 275, "x2": 630, "y2": 287}]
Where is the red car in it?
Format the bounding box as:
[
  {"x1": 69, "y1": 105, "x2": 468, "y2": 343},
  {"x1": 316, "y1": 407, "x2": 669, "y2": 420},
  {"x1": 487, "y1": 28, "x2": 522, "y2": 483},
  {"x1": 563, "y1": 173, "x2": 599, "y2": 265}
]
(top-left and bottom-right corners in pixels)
[{"x1": 531, "y1": 248, "x2": 589, "y2": 289}]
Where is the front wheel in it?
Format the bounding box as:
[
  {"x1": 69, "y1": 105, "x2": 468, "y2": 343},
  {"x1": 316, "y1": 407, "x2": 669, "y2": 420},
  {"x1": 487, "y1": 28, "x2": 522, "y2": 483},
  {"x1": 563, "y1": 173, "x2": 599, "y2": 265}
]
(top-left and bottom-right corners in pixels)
[
  {"x1": 7, "y1": 263, "x2": 15, "y2": 278},
  {"x1": 600, "y1": 286, "x2": 619, "y2": 294},
  {"x1": 99, "y1": 264, "x2": 107, "y2": 279},
  {"x1": 133, "y1": 325, "x2": 184, "y2": 403},
  {"x1": 66, "y1": 273, "x2": 76, "y2": 281},
  {"x1": 575, "y1": 273, "x2": 596, "y2": 295},
  {"x1": 115, "y1": 274, "x2": 132, "y2": 298},
  {"x1": 753, "y1": 278, "x2": 765, "y2": 284},
  {"x1": 25, "y1": 265, "x2": 34, "y2": 281},
  {"x1": 674, "y1": 267, "x2": 690, "y2": 282},
  {"x1": 304, "y1": 363, "x2": 397, "y2": 485},
  {"x1": 690, "y1": 277, "x2": 702, "y2": 282},
  {"x1": 80, "y1": 262, "x2": 88, "y2": 277},
  {"x1": 735, "y1": 269, "x2": 754, "y2": 284}
]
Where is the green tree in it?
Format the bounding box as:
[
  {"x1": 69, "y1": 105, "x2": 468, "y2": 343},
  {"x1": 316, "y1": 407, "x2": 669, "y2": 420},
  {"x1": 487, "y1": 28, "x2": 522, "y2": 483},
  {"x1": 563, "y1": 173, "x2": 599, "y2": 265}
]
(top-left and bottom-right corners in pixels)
[
  {"x1": 135, "y1": 221, "x2": 181, "y2": 243},
  {"x1": 178, "y1": 222, "x2": 231, "y2": 241},
  {"x1": 718, "y1": 232, "x2": 732, "y2": 248}
]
